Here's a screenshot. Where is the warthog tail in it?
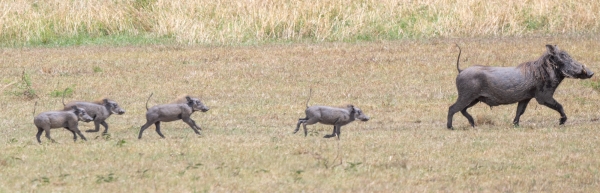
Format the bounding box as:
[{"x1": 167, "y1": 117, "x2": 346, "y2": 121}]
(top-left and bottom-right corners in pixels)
[
  {"x1": 33, "y1": 101, "x2": 38, "y2": 117},
  {"x1": 455, "y1": 43, "x2": 462, "y2": 73},
  {"x1": 145, "y1": 93, "x2": 154, "y2": 110},
  {"x1": 306, "y1": 88, "x2": 312, "y2": 108},
  {"x1": 61, "y1": 88, "x2": 68, "y2": 106}
]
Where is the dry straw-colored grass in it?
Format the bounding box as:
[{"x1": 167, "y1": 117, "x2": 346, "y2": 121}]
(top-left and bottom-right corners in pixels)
[
  {"x1": 1, "y1": 0, "x2": 599, "y2": 45},
  {"x1": 1, "y1": 36, "x2": 600, "y2": 192}
]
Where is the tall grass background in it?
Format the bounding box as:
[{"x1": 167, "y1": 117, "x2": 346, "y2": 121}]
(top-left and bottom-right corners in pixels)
[{"x1": 1, "y1": 0, "x2": 599, "y2": 46}]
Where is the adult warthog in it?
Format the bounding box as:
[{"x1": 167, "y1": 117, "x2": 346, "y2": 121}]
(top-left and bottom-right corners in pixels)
[{"x1": 447, "y1": 44, "x2": 594, "y2": 129}]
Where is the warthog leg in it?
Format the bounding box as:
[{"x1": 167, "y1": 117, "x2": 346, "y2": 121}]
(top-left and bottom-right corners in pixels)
[
  {"x1": 42, "y1": 128, "x2": 56, "y2": 143},
  {"x1": 138, "y1": 121, "x2": 155, "y2": 139},
  {"x1": 86, "y1": 121, "x2": 102, "y2": 133},
  {"x1": 182, "y1": 117, "x2": 201, "y2": 135},
  {"x1": 87, "y1": 121, "x2": 109, "y2": 134},
  {"x1": 302, "y1": 117, "x2": 320, "y2": 137},
  {"x1": 65, "y1": 127, "x2": 77, "y2": 141},
  {"x1": 323, "y1": 125, "x2": 342, "y2": 140},
  {"x1": 460, "y1": 100, "x2": 479, "y2": 128},
  {"x1": 294, "y1": 118, "x2": 308, "y2": 134},
  {"x1": 76, "y1": 130, "x2": 87, "y2": 141},
  {"x1": 448, "y1": 94, "x2": 479, "y2": 129},
  {"x1": 36, "y1": 127, "x2": 44, "y2": 143},
  {"x1": 536, "y1": 98, "x2": 567, "y2": 125},
  {"x1": 324, "y1": 126, "x2": 336, "y2": 138},
  {"x1": 100, "y1": 121, "x2": 109, "y2": 134},
  {"x1": 513, "y1": 99, "x2": 532, "y2": 126},
  {"x1": 324, "y1": 118, "x2": 340, "y2": 139},
  {"x1": 154, "y1": 122, "x2": 165, "y2": 138},
  {"x1": 65, "y1": 127, "x2": 87, "y2": 142}
]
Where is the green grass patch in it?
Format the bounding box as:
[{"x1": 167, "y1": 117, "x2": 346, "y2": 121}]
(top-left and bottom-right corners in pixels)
[
  {"x1": 582, "y1": 79, "x2": 600, "y2": 92},
  {"x1": 0, "y1": 22, "x2": 175, "y2": 47},
  {"x1": 50, "y1": 87, "x2": 74, "y2": 98},
  {"x1": 93, "y1": 66, "x2": 104, "y2": 73},
  {"x1": 21, "y1": 34, "x2": 175, "y2": 47}
]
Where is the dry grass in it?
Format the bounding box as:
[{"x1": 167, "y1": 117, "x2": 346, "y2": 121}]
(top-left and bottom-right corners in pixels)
[
  {"x1": 1, "y1": 36, "x2": 600, "y2": 192},
  {"x1": 1, "y1": 0, "x2": 600, "y2": 45}
]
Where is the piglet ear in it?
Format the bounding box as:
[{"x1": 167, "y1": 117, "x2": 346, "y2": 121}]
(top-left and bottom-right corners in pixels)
[
  {"x1": 71, "y1": 106, "x2": 79, "y2": 113},
  {"x1": 103, "y1": 99, "x2": 109, "y2": 104},
  {"x1": 186, "y1": 96, "x2": 193, "y2": 103},
  {"x1": 546, "y1": 45, "x2": 559, "y2": 56},
  {"x1": 348, "y1": 105, "x2": 356, "y2": 113}
]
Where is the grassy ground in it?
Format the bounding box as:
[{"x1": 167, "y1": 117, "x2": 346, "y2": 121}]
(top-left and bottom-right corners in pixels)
[{"x1": 1, "y1": 36, "x2": 600, "y2": 192}]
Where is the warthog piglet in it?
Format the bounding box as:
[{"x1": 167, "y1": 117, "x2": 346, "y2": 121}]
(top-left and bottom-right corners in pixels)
[
  {"x1": 138, "y1": 94, "x2": 210, "y2": 139},
  {"x1": 295, "y1": 104, "x2": 369, "y2": 139},
  {"x1": 34, "y1": 106, "x2": 93, "y2": 143},
  {"x1": 64, "y1": 98, "x2": 125, "y2": 134}
]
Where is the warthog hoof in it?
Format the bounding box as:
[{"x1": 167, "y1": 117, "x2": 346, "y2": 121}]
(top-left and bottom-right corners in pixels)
[
  {"x1": 85, "y1": 129, "x2": 99, "y2": 133},
  {"x1": 323, "y1": 134, "x2": 336, "y2": 138},
  {"x1": 559, "y1": 117, "x2": 567, "y2": 125}
]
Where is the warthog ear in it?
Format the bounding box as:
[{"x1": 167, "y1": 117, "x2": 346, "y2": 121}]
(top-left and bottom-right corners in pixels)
[
  {"x1": 103, "y1": 99, "x2": 109, "y2": 104},
  {"x1": 71, "y1": 106, "x2": 79, "y2": 113},
  {"x1": 546, "y1": 45, "x2": 559, "y2": 56},
  {"x1": 347, "y1": 105, "x2": 355, "y2": 113},
  {"x1": 185, "y1": 96, "x2": 194, "y2": 105}
]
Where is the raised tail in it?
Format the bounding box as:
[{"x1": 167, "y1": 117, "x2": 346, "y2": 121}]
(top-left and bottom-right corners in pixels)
[
  {"x1": 455, "y1": 43, "x2": 462, "y2": 73},
  {"x1": 305, "y1": 88, "x2": 312, "y2": 108},
  {"x1": 33, "y1": 101, "x2": 38, "y2": 117},
  {"x1": 145, "y1": 93, "x2": 153, "y2": 110},
  {"x1": 61, "y1": 88, "x2": 68, "y2": 106}
]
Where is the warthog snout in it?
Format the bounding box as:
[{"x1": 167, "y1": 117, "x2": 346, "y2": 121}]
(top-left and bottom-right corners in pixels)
[
  {"x1": 359, "y1": 115, "x2": 370, "y2": 121},
  {"x1": 581, "y1": 66, "x2": 594, "y2": 79},
  {"x1": 80, "y1": 113, "x2": 94, "y2": 122},
  {"x1": 188, "y1": 96, "x2": 209, "y2": 112},
  {"x1": 75, "y1": 106, "x2": 94, "y2": 122},
  {"x1": 355, "y1": 108, "x2": 370, "y2": 121},
  {"x1": 110, "y1": 102, "x2": 126, "y2": 115},
  {"x1": 558, "y1": 53, "x2": 594, "y2": 79}
]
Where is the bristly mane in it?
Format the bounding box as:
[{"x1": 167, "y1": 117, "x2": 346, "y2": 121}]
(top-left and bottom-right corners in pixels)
[
  {"x1": 92, "y1": 97, "x2": 109, "y2": 105},
  {"x1": 516, "y1": 51, "x2": 559, "y2": 83},
  {"x1": 341, "y1": 104, "x2": 354, "y2": 112},
  {"x1": 171, "y1": 94, "x2": 192, "y2": 104}
]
